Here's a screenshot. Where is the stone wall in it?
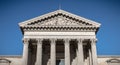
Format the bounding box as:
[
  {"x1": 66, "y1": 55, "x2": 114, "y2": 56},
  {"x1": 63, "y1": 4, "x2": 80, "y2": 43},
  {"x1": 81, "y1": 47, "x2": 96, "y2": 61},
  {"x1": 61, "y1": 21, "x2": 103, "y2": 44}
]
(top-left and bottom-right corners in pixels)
[
  {"x1": 0, "y1": 55, "x2": 22, "y2": 65},
  {"x1": 98, "y1": 55, "x2": 120, "y2": 65}
]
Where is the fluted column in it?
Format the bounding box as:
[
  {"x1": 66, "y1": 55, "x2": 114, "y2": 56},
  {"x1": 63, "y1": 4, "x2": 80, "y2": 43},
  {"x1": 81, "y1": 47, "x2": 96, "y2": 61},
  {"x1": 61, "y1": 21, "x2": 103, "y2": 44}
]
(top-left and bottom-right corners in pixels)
[
  {"x1": 22, "y1": 38, "x2": 29, "y2": 65},
  {"x1": 77, "y1": 39, "x2": 84, "y2": 65},
  {"x1": 50, "y1": 39, "x2": 56, "y2": 65},
  {"x1": 35, "y1": 39, "x2": 42, "y2": 65},
  {"x1": 65, "y1": 39, "x2": 70, "y2": 65},
  {"x1": 91, "y1": 39, "x2": 98, "y2": 65}
]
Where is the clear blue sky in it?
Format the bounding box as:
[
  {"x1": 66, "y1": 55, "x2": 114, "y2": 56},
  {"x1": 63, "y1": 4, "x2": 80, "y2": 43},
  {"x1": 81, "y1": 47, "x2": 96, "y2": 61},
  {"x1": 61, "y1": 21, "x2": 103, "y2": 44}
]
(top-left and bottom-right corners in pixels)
[{"x1": 0, "y1": 0, "x2": 120, "y2": 55}]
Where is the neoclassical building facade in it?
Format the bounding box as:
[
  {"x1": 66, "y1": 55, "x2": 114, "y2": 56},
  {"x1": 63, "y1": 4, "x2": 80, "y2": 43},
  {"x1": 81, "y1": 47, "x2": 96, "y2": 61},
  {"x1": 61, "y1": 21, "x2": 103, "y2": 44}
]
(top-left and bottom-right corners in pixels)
[{"x1": 19, "y1": 10, "x2": 101, "y2": 65}]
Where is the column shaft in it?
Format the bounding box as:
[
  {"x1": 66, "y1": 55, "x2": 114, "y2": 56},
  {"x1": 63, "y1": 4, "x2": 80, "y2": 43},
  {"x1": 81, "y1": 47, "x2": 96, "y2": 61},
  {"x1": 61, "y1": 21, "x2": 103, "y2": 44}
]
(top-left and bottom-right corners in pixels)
[
  {"x1": 89, "y1": 49, "x2": 92, "y2": 65},
  {"x1": 22, "y1": 39, "x2": 29, "y2": 65},
  {"x1": 91, "y1": 39, "x2": 98, "y2": 65},
  {"x1": 65, "y1": 39, "x2": 70, "y2": 65},
  {"x1": 50, "y1": 39, "x2": 56, "y2": 65},
  {"x1": 35, "y1": 39, "x2": 42, "y2": 65},
  {"x1": 77, "y1": 39, "x2": 84, "y2": 65}
]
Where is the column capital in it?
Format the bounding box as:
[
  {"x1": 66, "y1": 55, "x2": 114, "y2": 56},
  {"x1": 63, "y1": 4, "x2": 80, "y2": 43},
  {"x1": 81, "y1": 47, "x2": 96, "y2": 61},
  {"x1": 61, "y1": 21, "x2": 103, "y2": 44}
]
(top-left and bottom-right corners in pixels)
[
  {"x1": 23, "y1": 38, "x2": 29, "y2": 44},
  {"x1": 64, "y1": 38, "x2": 70, "y2": 44},
  {"x1": 77, "y1": 38, "x2": 84, "y2": 43},
  {"x1": 90, "y1": 38, "x2": 97, "y2": 43},
  {"x1": 36, "y1": 38, "x2": 43, "y2": 44},
  {"x1": 50, "y1": 38, "x2": 57, "y2": 44}
]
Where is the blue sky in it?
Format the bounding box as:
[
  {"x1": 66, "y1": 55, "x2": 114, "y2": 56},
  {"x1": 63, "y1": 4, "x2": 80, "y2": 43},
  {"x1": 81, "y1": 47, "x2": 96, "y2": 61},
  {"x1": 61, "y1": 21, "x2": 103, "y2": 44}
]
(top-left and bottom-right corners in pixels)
[{"x1": 0, "y1": 0, "x2": 120, "y2": 55}]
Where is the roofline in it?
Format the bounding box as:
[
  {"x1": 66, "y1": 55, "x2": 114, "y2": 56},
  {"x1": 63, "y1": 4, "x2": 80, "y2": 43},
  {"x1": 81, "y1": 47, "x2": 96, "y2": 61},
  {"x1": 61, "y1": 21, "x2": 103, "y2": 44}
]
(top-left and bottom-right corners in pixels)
[{"x1": 19, "y1": 9, "x2": 101, "y2": 28}]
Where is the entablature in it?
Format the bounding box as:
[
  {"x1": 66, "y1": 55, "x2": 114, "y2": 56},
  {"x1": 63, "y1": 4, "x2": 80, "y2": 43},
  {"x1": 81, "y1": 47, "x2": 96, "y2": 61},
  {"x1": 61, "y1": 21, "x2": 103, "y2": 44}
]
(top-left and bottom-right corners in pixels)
[
  {"x1": 23, "y1": 31, "x2": 96, "y2": 40},
  {"x1": 22, "y1": 26, "x2": 98, "y2": 33},
  {"x1": 24, "y1": 32, "x2": 95, "y2": 36}
]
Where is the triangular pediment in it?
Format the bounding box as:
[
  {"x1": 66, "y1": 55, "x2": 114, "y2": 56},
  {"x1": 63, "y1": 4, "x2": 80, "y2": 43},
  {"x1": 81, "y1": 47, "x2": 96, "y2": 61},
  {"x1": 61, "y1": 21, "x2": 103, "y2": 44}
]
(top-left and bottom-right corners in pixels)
[
  {"x1": 33, "y1": 15, "x2": 86, "y2": 26},
  {"x1": 19, "y1": 9, "x2": 101, "y2": 27}
]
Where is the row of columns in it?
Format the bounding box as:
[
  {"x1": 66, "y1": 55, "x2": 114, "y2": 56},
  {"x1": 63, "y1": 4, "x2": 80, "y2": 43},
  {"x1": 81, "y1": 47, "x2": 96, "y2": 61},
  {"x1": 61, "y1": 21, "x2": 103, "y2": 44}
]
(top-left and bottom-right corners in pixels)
[{"x1": 22, "y1": 38, "x2": 98, "y2": 65}]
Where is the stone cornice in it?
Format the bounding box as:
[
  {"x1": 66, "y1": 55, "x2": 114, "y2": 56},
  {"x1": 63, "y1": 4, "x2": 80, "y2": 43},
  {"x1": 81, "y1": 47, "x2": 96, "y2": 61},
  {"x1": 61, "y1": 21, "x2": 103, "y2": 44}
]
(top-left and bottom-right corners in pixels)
[{"x1": 22, "y1": 26, "x2": 98, "y2": 32}]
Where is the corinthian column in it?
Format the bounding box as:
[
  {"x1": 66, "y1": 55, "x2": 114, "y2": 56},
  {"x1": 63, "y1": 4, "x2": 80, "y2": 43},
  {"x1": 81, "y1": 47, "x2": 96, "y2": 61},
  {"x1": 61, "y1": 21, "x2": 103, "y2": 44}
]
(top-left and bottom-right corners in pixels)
[
  {"x1": 64, "y1": 39, "x2": 70, "y2": 65},
  {"x1": 91, "y1": 39, "x2": 98, "y2": 65},
  {"x1": 22, "y1": 38, "x2": 29, "y2": 65},
  {"x1": 50, "y1": 39, "x2": 56, "y2": 65},
  {"x1": 77, "y1": 39, "x2": 84, "y2": 65},
  {"x1": 35, "y1": 39, "x2": 42, "y2": 65}
]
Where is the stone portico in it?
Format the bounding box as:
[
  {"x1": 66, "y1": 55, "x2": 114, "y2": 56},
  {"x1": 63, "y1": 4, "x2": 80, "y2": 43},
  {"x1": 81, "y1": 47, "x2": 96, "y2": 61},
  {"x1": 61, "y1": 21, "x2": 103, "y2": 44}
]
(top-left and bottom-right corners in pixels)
[{"x1": 19, "y1": 10, "x2": 101, "y2": 65}]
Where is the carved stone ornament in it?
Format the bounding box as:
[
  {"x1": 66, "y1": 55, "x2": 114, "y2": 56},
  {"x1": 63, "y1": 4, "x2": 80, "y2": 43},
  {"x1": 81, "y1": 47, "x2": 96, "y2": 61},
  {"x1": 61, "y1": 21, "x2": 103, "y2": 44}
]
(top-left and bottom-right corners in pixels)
[
  {"x1": 19, "y1": 10, "x2": 101, "y2": 33},
  {"x1": 35, "y1": 16, "x2": 83, "y2": 26}
]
